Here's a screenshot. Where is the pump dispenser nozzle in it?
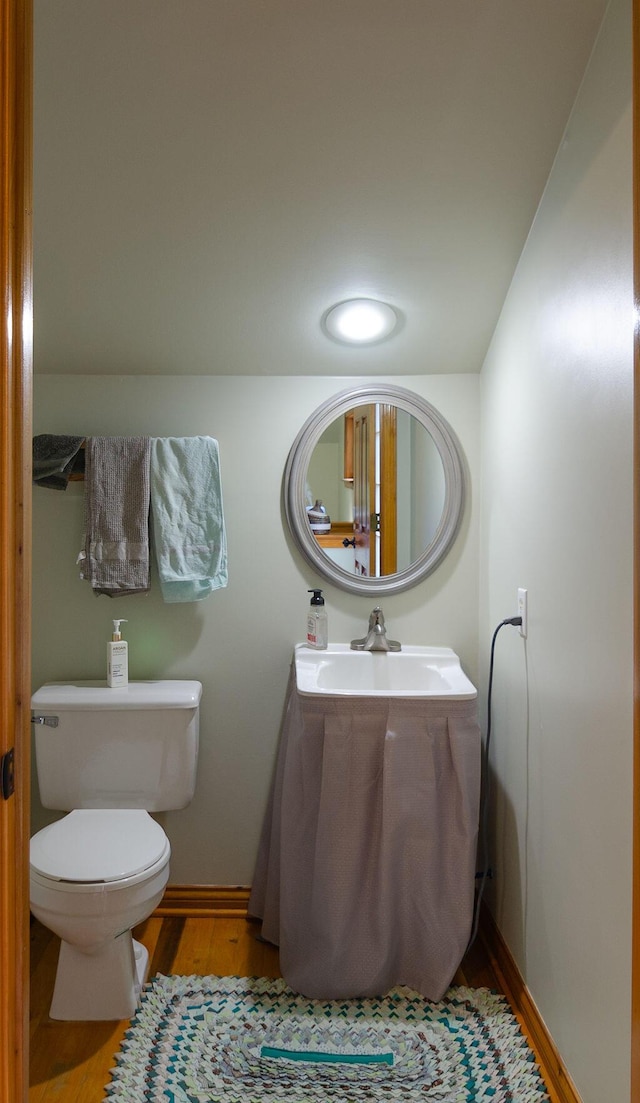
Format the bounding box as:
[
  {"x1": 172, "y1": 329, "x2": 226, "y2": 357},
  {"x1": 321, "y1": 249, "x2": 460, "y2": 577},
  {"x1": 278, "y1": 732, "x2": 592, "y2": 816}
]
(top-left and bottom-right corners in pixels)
[{"x1": 112, "y1": 619, "x2": 128, "y2": 641}]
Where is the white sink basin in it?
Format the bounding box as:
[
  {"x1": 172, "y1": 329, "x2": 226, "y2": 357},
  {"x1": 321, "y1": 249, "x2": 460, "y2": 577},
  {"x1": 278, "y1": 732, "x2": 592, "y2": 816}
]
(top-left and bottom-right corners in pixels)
[{"x1": 294, "y1": 643, "x2": 477, "y2": 699}]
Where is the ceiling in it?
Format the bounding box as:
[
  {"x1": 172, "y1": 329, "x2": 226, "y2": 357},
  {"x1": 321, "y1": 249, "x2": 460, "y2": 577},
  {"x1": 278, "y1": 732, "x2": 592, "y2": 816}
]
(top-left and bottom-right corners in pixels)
[{"x1": 33, "y1": 0, "x2": 608, "y2": 377}]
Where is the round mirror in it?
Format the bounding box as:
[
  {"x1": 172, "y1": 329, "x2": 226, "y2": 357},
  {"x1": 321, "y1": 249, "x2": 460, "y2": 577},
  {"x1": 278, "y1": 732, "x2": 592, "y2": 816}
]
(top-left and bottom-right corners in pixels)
[{"x1": 283, "y1": 384, "x2": 466, "y2": 595}]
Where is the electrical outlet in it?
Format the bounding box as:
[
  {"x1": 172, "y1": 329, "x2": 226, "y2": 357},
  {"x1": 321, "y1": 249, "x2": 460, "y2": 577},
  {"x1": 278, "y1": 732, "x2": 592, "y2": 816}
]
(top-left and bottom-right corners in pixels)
[{"x1": 517, "y1": 588, "x2": 528, "y2": 638}]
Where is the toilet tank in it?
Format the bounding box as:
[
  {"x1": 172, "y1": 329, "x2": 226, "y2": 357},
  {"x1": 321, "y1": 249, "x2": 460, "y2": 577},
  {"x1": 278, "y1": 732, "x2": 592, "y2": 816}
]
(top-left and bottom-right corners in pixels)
[{"x1": 31, "y1": 680, "x2": 202, "y2": 812}]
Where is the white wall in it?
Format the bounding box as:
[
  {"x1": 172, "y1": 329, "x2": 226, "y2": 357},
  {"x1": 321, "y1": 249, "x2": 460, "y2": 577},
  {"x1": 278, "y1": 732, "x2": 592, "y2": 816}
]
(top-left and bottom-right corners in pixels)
[
  {"x1": 479, "y1": 2, "x2": 632, "y2": 1101},
  {"x1": 32, "y1": 372, "x2": 480, "y2": 885}
]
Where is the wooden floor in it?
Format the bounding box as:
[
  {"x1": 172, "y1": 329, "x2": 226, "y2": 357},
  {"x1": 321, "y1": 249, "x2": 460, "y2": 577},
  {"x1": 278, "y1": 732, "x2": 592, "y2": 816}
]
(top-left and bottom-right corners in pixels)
[{"x1": 29, "y1": 914, "x2": 554, "y2": 1101}]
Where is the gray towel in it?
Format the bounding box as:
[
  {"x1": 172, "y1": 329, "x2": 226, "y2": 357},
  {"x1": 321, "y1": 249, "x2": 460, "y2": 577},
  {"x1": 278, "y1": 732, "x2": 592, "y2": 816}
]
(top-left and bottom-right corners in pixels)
[
  {"x1": 32, "y1": 434, "x2": 85, "y2": 490},
  {"x1": 78, "y1": 437, "x2": 151, "y2": 597}
]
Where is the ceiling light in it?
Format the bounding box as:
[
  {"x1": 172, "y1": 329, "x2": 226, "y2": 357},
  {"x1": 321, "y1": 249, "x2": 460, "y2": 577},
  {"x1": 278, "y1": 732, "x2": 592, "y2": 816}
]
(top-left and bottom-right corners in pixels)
[{"x1": 323, "y1": 299, "x2": 398, "y2": 345}]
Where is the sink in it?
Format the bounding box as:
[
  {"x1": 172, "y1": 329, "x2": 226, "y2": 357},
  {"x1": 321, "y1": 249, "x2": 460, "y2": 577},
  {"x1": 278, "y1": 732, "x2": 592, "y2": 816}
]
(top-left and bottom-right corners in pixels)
[{"x1": 294, "y1": 643, "x2": 477, "y2": 699}]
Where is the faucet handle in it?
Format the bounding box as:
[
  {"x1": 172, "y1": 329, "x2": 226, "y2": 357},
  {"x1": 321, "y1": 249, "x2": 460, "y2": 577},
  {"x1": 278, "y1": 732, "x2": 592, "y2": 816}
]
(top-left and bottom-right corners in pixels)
[{"x1": 370, "y1": 606, "x2": 385, "y2": 627}]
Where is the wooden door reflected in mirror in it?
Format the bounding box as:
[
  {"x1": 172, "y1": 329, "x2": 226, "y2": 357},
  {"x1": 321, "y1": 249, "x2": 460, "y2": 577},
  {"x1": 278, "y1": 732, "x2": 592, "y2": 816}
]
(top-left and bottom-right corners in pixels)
[{"x1": 305, "y1": 402, "x2": 445, "y2": 580}]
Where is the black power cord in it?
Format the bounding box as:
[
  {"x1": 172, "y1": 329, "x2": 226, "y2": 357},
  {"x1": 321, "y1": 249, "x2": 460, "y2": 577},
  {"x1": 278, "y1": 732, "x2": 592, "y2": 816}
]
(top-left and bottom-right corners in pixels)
[{"x1": 466, "y1": 615, "x2": 523, "y2": 950}]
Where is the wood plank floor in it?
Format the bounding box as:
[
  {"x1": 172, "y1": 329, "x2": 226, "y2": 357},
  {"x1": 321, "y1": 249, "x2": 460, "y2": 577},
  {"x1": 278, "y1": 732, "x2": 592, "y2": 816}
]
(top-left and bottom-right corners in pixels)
[{"x1": 29, "y1": 915, "x2": 557, "y2": 1101}]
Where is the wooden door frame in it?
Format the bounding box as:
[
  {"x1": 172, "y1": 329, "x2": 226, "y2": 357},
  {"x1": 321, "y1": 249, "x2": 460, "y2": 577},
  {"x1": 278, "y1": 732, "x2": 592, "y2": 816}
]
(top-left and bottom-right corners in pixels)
[
  {"x1": 379, "y1": 403, "x2": 398, "y2": 575},
  {"x1": 1, "y1": 0, "x2": 32, "y2": 1100},
  {"x1": 353, "y1": 404, "x2": 376, "y2": 576},
  {"x1": 632, "y1": 3, "x2": 640, "y2": 1099},
  {"x1": 2, "y1": 4, "x2": 640, "y2": 1102}
]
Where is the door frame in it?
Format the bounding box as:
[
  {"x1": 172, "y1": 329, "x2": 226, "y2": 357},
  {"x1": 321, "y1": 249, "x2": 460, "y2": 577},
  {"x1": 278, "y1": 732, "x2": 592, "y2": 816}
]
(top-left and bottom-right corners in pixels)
[
  {"x1": 379, "y1": 403, "x2": 398, "y2": 575},
  {"x1": 353, "y1": 404, "x2": 376, "y2": 575},
  {"x1": 1, "y1": 0, "x2": 32, "y2": 1099},
  {"x1": 2, "y1": 4, "x2": 640, "y2": 1101},
  {"x1": 631, "y1": 1, "x2": 640, "y2": 1097}
]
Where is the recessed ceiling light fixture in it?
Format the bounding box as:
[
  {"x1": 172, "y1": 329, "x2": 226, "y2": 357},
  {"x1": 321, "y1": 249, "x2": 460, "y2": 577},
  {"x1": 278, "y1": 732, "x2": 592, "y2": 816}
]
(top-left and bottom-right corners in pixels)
[{"x1": 323, "y1": 298, "x2": 399, "y2": 345}]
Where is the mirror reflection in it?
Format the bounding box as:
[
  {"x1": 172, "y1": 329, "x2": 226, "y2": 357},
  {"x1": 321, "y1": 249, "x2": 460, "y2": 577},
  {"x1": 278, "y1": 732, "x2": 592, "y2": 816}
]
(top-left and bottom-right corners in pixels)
[
  {"x1": 283, "y1": 385, "x2": 465, "y2": 597},
  {"x1": 306, "y1": 407, "x2": 445, "y2": 578}
]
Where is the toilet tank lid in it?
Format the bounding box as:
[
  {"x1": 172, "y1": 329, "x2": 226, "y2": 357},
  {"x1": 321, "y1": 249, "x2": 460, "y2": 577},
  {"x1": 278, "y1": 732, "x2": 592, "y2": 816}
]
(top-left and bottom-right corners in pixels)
[{"x1": 31, "y1": 680, "x2": 202, "y2": 710}]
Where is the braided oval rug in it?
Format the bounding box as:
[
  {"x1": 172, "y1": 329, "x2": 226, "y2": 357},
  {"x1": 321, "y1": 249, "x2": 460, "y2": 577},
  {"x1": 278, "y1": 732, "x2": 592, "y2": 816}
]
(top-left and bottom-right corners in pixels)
[{"x1": 104, "y1": 974, "x2": 550, "y2": 1103}]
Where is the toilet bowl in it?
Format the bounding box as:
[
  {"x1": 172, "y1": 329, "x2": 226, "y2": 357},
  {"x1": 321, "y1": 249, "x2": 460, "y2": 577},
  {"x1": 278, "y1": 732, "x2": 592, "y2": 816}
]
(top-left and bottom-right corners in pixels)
[
  {"x1": 30, "y1": 809, "x2": 170, "y2": 1020},
  {"x1": 30, "y1": 678, "x2": 201, "y2": 1020}
]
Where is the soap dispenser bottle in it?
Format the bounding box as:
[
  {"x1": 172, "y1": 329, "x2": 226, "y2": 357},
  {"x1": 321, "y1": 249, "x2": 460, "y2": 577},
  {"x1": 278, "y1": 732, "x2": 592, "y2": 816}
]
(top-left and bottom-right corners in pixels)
[
  {"x1": 107, "y1": 619, "x2": 129, "y2": 688},
  {"x1": 306, "y1": 589, "x2": 328, "y2": 650}
]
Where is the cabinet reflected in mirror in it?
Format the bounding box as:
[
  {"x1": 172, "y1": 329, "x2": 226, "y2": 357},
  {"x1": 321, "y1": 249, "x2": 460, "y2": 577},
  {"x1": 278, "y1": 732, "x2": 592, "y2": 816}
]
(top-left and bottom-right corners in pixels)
[
  {"x1": 284, "y1": 385, "x2": 465, "y2": 596},
  {"x1": 306, "y1": 407, "x2": 445, "y2": 578}
]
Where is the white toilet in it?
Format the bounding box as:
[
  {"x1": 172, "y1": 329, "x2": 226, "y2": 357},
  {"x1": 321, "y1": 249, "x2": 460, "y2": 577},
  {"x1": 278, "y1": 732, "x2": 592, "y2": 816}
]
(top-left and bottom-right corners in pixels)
[{"x1": 29, "y1": 679, "x2": 202, "y2": 1021}]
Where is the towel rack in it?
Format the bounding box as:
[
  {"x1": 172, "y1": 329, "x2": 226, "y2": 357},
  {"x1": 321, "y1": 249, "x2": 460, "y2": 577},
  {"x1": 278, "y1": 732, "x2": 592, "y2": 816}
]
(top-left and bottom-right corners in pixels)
[{"x1": 69, "y1": 442, "x2": 85, "y2": 481}]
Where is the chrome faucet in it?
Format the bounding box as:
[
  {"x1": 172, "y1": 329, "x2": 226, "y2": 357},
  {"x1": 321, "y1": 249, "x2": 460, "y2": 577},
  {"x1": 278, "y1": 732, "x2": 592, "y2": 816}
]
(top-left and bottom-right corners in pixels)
[{"x1": 350, "y1": 607, "x2": 401, "y2": 652}]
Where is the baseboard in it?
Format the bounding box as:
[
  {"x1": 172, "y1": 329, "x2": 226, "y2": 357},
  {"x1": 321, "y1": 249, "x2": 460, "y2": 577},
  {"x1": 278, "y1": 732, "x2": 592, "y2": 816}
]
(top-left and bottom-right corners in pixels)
[
  {"x1": 154, "y1": 884, "x2": 251, "y2": 918},
  {"x1": 479, "y1": 904, "x2": 582, "y2": 1103}
]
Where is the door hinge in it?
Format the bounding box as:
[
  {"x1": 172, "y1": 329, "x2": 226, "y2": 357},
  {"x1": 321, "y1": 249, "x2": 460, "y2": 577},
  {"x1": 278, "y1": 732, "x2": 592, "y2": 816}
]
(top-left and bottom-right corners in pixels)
[{"x1": 1, "y1": 748, "x2": 15, "y2": 800}]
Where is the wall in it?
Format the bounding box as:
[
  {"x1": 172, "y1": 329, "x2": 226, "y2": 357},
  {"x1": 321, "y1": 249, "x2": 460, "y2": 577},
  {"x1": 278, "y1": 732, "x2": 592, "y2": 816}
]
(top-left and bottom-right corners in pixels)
[
  {"x1": 479, "y1": 1, "x2": 632, "y2": 1101},
  {"x1": 31, "y1": 372, "x2": 480, "y2": 885}
]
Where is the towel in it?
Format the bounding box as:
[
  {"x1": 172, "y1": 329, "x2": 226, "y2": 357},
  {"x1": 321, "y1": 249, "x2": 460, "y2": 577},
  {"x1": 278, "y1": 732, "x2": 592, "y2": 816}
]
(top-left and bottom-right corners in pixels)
[
  {"x1": 150, "y1": 436, "x2": 228, "y2": 603},
  {"x1": 79, "y1": 436, "x2": 151, "y2": 597},
  {"x1": 32, "y1": 434, "x2": 85, "y2": 489}
]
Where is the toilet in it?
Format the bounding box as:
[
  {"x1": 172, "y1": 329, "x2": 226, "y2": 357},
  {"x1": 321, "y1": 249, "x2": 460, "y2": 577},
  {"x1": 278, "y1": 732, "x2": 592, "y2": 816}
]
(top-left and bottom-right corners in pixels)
[{"x1": 29, "y1": 679, "x2": 202, "y2": 1021}]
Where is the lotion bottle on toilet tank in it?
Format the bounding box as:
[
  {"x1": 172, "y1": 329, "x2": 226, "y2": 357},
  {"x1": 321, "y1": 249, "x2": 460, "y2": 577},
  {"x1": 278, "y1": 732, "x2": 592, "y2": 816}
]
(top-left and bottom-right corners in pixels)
[
  {"x1": 306, "y1": 590, "x2": 328, "y2": 650},
  {"x1": 107, "y1": 619, "x2": 129, "y2": 687}
]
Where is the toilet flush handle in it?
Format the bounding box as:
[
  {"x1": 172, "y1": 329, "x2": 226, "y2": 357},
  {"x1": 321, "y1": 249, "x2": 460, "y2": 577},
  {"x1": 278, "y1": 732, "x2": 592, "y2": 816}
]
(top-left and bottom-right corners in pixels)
[{"x1": 31, "y1": 714, "x2": 59, "y2": 728}]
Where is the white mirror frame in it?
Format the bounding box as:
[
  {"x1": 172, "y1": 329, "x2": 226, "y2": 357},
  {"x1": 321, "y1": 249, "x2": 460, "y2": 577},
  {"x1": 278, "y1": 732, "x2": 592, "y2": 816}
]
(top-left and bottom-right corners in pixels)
[{"x1": 283, "y1": 384, "x2": 466, "y2": 595}]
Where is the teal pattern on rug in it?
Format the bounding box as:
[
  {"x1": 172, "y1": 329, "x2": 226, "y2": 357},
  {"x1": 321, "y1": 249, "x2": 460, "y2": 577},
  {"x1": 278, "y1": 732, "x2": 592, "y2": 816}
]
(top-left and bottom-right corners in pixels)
[{"x1": 104, "y1": 974, "x2": 550, "y2": 1102}]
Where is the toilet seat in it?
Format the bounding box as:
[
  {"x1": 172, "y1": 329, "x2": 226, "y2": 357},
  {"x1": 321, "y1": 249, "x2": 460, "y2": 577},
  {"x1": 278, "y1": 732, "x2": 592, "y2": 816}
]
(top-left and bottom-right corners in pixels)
[{"x1": 30, "y1": 809, "x2": 170, "y2": 886}]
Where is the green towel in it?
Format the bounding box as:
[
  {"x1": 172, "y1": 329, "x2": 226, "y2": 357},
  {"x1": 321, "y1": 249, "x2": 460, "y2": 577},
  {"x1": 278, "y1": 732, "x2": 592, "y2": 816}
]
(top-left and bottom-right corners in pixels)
[{"x1": 150, "y1": 436, "x2": 228, "y2": 603}]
